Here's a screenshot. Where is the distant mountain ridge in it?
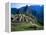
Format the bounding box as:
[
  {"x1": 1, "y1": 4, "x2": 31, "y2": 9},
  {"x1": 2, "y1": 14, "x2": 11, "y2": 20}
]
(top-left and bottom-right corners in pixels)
[{"x1": 11, "y1": 5, "x2": 44, "y2": 25}]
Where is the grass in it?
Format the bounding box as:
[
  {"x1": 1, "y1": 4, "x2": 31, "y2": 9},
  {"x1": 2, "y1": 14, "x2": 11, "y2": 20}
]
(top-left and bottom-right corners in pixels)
[
  {"x1": 11, "y1": 14, "x2": 44, "y2": 31},
  {"x1": 11, "y1": 22, "x2": 43, "y2": 31}
]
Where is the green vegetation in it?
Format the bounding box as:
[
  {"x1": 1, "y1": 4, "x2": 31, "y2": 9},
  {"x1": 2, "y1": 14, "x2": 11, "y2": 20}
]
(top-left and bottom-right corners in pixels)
[{"x1": 11, "y1": 14, "x2": 43, "y2": 31}]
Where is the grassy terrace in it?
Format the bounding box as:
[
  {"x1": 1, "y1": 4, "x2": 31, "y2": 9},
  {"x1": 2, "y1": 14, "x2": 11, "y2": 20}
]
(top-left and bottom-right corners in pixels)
[
  {"x1": 11, "y1": 14, "x2": 43, "y2": 31},
  {"x1": 11, "y1": 22, "x2": 43, "y2": 31}
]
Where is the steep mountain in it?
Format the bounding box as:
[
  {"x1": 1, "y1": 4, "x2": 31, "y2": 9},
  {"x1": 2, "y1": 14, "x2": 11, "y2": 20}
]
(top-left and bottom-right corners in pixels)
[
  {"x1": 11, "y1": 8, "x2": 19, "y2": 14},
  {"x1": 19, "y1": 5, "x2": 28, "y2": 14},
  {"x1": 11, "y1": 5, "x2": 44, "y2": 31},
  {"x1": 11, "y1": 5, "x2": 44, "y2": 25}
]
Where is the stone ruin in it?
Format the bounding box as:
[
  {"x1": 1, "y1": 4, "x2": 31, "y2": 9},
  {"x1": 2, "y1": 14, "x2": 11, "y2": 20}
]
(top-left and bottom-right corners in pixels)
[{"x1": 11, "y1": 14, "x2": 37, "y2": 24}]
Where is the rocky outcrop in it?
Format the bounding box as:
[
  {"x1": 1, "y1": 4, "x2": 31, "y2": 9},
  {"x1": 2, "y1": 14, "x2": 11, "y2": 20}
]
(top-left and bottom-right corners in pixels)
[{"x1": 11, "y1": 14, "x2": 37, "y2": 24}]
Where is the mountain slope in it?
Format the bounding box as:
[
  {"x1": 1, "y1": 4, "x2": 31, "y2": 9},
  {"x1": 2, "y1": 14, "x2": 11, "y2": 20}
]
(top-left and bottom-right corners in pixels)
[{"x1": 11, "y1": 14, "x2": 43, "y2": 31}]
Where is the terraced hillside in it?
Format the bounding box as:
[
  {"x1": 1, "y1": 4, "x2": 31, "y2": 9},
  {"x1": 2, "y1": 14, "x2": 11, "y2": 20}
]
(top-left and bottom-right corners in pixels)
[{"x1": 11, "y1": 14, "x2": 43, "y2": 31}]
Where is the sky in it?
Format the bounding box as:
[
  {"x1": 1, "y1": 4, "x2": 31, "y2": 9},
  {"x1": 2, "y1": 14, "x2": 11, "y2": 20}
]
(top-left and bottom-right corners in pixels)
[
  {"x1": 11, "y1": 3, "x2": 43, "y2": 8},
  {"x1": 11, "y1": 3, "x2": 31, "y2": 8}
]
